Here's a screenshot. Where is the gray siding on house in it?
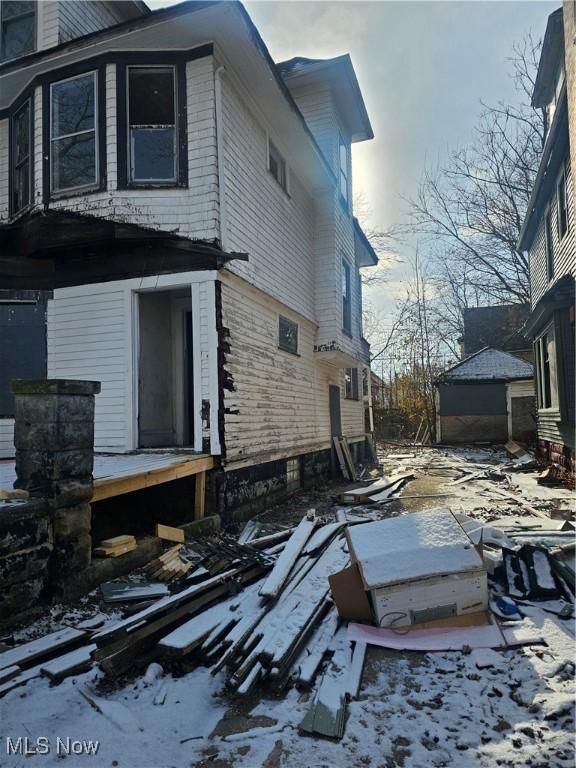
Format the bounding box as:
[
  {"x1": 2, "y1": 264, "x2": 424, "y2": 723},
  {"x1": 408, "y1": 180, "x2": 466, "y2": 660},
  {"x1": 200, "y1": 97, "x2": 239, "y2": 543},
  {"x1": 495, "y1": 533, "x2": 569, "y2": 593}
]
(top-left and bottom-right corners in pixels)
[
  {"x1": 530, "y1": 159, "x2": 576, "y2": 307},
  {"x1": 57, "y1": 1, "x2": 121, "y2": 44},
  {"x1": 438, "y1": 383, "x2": 507, "y2": 417}
]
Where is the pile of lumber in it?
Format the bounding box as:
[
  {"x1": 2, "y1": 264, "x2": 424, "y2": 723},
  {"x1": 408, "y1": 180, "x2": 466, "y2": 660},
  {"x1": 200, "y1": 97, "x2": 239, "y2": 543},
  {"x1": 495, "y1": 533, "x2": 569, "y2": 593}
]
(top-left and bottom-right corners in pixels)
[
  {"x1": 93, "y1": 535, "x2": 137, "y2": 558},
  {"x1": 143, "y1": 545, "x2": 193, "y2": 582},
  {"x1": 0, "y1": 517, "x2": 366, "y2": 739},
  {"x1": 339, "y1": 473, "x2": 414, "y2": 504}
]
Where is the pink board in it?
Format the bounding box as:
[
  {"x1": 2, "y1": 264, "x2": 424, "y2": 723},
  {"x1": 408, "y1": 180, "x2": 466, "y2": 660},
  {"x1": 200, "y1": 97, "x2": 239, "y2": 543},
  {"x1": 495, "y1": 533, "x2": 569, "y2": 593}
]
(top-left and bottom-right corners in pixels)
[{"x1": 347, "y1": 620, "x2": 543, "y2": 652}]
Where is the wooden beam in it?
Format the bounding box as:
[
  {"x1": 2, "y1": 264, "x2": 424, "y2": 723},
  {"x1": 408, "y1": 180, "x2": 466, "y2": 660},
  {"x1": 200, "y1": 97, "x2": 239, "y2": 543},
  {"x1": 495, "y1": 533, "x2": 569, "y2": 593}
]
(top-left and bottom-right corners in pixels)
[
  {"x1": 194, "y1": 471, "x2": 206, "y2": 520},
  {"x1": 92, "y1": 456, "x2": 214, "y2": 502}
]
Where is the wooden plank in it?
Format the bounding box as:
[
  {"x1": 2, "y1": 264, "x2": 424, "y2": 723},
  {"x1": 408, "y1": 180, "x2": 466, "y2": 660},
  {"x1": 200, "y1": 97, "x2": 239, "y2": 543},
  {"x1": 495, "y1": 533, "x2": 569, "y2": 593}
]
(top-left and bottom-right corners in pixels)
[
  {"x1": 333, "y1": 437, "x2": 351, "y2": 480},
  {"x1": 40, "y1": 644, "x2": 96, "y2": 681},
  {"x1": 340, "y1": 438, "x2": 356, "y2": 479},
  {"x1": 194, "y1": 471, "x2": 206, "y2": 520},
  {"x1": 99, "y1": 535, "x2": 136, "y2": 548},
  {"x1": 156, "y1": 524, "x2": 185, "y2": 543},
  {"x1": 92, "y1": 456, "x2": 214, "y2": 502},
  {"x1": 258, "y1": 518, "x2": 316, "y2": 600},
  {"x1": 0, "y1": 628, "x2": 87, "y2": 672},
  {"x1": 93, "y1": 542, "x2": 137, "y2": 557},
  {"x1": 0, "y1": 665, "x2": 20, "y2": 685}
]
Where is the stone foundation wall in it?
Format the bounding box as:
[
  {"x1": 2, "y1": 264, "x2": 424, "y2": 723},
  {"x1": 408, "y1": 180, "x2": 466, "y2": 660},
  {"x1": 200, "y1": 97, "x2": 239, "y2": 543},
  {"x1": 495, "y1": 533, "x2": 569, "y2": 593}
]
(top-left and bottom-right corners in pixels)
[{"x1": 0, "y1": 498, "x2": 52, "y2": 620}]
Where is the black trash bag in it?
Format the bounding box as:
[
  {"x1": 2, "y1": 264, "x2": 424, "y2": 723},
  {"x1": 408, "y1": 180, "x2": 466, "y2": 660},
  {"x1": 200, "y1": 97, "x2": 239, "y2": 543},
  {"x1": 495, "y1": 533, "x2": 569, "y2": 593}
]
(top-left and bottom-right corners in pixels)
[{"x1": 502, "y1": 544, "x2": 563, "y2": 600}]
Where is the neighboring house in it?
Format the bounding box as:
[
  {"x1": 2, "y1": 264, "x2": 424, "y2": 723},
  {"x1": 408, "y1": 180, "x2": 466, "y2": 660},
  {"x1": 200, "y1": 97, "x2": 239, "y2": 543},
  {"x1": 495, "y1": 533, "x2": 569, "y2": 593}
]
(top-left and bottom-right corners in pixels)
[
  {"x1": 458, "y1": 304, "x2": 532, "y2": 362},
  {"x1": 0, "y1": 1, "x2": 378, "y2": 512},
  {"x1": 435, "y1": 348, "x2": 535, "y2": 445},
  {"x1": 517, "y1": 3, "x2": 576, "y2": 475}
]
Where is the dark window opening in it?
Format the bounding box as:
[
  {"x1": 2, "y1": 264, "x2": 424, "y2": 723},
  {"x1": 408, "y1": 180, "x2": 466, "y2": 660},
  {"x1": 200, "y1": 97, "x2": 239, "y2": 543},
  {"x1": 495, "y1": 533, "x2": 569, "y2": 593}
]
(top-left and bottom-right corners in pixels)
[
  {"x1": 11, "y1": 98, "x2": 31, "y2": 213},
  {"x1": 342, "y1": 258, "x2": 352, "y2": 334},
  {"x1": 545, "y1": 208, "x2": 554, "y2": 281},
  {"x1": 51, "y1": 72, "x2": 97, "y2": 193},
  {"x1": 339, "y1": 133, "x2": 348, "y2": 207},
  {"x1": 345, "y1": 367, "x2": 359, "y2": 400},
  {"x1": 269, "y1": 140, "x2": 287, "y2": 191},
  {"x1": 0, "y1": 300, "x2": 46, "y2": 418},
  {"x1": 279, "y1": 315, "x2": 298, "y2": 355},
  {"x1": 557, "y1": 169, "x2": 568, "y2": 240},
  {"x1": 128, "y1": 66, "x2": 176, "y2": 183},
  {"x1": 1, "y1": 1, "x2": 36, "y2": 62}
]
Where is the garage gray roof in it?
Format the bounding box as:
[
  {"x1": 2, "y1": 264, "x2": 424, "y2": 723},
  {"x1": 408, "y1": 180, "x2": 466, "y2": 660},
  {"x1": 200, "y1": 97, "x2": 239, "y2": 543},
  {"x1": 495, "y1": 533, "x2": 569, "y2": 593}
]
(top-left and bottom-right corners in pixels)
[{"x1": 443, "y1": 347, "x2": 533, "y2": 382}]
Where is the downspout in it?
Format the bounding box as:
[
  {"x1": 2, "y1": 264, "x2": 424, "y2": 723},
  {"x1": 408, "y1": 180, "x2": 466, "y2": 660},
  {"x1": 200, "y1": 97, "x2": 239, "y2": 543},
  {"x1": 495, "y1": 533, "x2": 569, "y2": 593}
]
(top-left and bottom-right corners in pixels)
[{"x1": 214, "y1": 65, "x2": 227, "y2": 251}]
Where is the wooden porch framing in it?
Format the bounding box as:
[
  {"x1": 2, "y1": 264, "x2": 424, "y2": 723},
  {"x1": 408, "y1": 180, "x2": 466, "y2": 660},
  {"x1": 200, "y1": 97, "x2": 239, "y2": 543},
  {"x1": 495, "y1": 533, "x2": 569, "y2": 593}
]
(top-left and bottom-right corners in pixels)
[{"x1": 0, "y1": 452, "x2": 214, "y2": 519}]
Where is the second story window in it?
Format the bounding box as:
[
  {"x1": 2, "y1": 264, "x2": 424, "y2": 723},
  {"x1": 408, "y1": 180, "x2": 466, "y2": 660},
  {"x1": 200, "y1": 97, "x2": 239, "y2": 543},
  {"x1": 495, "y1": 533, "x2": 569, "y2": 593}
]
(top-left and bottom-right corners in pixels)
[
  {"x1": 342, "y1": 258, "x2": 352, "y2": 334},
  {"x1": 11, "y1": 98, "x2": 32, "y2": 214},
  {"x1": 51, "y1": 72, "x2": 97, "y2": 193},
  {"x1": 557, "y1": 168, "x2": 569, "y2": 241},
  {"x1": 128, "y1": 66, "x2": 176, "y2": 183},
  {"x1": 268, "y1": 139, "x2": 287, "y2": 192},
  {"x1": 339, "y1": 133, "x2": 349, "y2": 207},
  {"x1": 1, "y1": 1, "x2": 36, "y2": 62},
  {"x1": 545, "y1": 207, "x2": 554, "y2": 281}
]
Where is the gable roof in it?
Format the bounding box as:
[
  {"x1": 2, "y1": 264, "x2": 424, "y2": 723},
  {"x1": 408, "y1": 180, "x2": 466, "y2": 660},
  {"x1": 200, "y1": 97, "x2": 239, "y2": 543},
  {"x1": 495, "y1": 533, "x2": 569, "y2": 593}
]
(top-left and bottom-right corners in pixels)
[
  {"x1": 277, "y1": 54, "x2": 373, "y2": 143},
  {"x1": 442, "y1": 347, "x2": 533, "y2": 382},
  {"x1": 461, "y1": 304, "x2": 530, "y2": 354}
]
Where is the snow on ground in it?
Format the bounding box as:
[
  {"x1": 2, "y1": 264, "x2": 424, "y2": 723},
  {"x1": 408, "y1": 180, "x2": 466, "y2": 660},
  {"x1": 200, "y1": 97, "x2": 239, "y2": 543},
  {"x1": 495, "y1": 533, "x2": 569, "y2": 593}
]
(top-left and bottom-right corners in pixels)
[{"x1": 0, "y1": 446, "x2": 574, "y2": 767}]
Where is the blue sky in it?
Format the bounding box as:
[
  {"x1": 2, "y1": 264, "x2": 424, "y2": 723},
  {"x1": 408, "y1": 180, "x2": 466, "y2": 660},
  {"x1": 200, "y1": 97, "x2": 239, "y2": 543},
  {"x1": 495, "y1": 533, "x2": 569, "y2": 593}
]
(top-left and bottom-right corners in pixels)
[{"x1": 149, "y1": 1, "x2": 558, "y2": 316}]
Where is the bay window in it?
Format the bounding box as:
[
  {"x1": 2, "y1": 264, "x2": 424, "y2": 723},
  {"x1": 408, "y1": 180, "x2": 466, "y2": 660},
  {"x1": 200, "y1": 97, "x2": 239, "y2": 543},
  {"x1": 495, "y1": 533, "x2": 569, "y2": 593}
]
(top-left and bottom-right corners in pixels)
[
  {"x1": 11, "y1": 98, "x2": 32, "y2": 214},
  {"x1": 50, "y1": 71, "x2": 97, "y2": 193},
  {"x1": 128, "y1": 66, "x2": 176, "y2": 183},
  {"x1": 1, "y1": 0, "x2": 36, "y2": 61}
]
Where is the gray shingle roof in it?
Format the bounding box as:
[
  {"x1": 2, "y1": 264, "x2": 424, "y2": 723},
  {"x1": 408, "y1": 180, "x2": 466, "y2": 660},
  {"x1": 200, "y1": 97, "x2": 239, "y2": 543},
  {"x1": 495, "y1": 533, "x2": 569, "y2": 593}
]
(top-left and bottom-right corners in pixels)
[{"x1": 443, "y1": 347, "x2": 533, "y2": 381}]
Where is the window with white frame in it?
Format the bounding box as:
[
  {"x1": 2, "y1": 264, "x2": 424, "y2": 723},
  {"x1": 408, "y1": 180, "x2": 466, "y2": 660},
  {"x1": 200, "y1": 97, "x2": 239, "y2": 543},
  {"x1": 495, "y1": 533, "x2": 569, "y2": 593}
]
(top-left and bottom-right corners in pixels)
[
  {"x1": 268, "y1": 139, "x2": 287, "y2": 191},
  {"x1": 11, "y1": 98, "x2": 32, "y2": 213},
  {"x1": 545, "y1": 207, "x2": 554, "y2": 281},
  {"x1": 342, "y1": 258, "x2": 352, "y2": 334},
  {"x1": 345, "y1": 367, "x2": 359, "y2": 400},
  {"x1": 51, "y1": 71, "x2": 97, "y2": 193},
  {"x1": 278, "y1": 315, "x2": 298, "y2": 355},
  {"x1": 128, "y1": 66, "x2": 177, "y2": 183},
  {"x1": 1, "y1": 1, "x2": 36, "y2": 61},
  {"x1": 535, "y1": 326, "x2": 558, "y2": 410},
  {"x1": 557, "y1": 167, "x2": 569, "y2": 241},
  {"x1": 339, "y1": 133, "x2": 349, "y2": 207}
]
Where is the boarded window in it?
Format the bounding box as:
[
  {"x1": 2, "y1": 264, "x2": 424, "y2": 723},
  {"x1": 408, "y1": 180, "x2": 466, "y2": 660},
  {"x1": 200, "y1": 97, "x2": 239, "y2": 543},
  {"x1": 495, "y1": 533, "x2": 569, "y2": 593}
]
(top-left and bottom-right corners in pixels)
[
  {"x1": 0, "y1": 300, "x2": 47, "y2": 417},
  {"x1": 51, "y1": 72, "x2": 97, "y2": 192},
  {"x1": 128, "y1": 66, "x2": 176, "y2": 183},
  {"x1": 279, "y1": 315, "x2": 298, "y2": 354},
  {"x1": 12, "y1": 98, "x2": 31, "y2": 213},
  {"x1": 268, "y1": 140, "x2": 287, "y2": 191},
  {"x1": 345, "y1": 367, "x2": 359, "y2": 400},
  {"x1": 1, "y1": 1, "x2": 36, "y2": 61},
  {"x1": 342, "y1": 258, "x2": 352, "y2": 334},
  {"x1": 339, "y1": 133, "x2": 348, "y2": 206},
  {"x1": 557, "y1": 168, "x2": 568, "y2": 240}
]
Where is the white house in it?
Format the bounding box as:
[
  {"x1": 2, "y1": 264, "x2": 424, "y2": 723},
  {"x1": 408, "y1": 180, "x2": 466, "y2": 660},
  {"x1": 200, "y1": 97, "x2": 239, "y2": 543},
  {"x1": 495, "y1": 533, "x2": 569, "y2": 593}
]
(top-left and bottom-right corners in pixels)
[{"x1": 0, "y1": 0, "x2": 378, "y2": 513}]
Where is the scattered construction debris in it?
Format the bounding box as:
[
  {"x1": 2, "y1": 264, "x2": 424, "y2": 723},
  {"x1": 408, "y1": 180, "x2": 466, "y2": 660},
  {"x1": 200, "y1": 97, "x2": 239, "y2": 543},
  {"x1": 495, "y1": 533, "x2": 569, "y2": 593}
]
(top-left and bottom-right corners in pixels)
[{"x1": 93, "y1": 535, "x2": 137, "y2": 558}]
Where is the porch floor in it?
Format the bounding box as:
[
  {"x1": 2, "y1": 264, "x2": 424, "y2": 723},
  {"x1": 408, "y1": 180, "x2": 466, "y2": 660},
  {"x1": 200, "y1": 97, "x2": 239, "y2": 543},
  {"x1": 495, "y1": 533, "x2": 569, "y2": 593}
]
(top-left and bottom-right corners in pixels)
[{"x1": 0, "y1": 452, "x2": 214, "y2": 502}]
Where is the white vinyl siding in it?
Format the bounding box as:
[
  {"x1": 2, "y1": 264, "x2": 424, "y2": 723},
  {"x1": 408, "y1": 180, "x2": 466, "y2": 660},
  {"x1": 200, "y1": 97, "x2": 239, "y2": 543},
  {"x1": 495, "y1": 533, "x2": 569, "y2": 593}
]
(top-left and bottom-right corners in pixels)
[
  {"x1": 220, "y1": 272, "x2": 364, "y2": 469},
  {"x1": 47, "y1": 272, "x2": 219, "y2": 454},
  {"x1": 0, "y1": 418, "x2": 14, "y2": 459}
]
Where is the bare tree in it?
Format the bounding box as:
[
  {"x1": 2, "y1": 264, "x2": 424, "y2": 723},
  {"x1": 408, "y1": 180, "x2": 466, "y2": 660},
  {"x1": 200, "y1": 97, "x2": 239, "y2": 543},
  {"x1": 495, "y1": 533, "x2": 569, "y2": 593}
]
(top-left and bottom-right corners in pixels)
[{"x1": 406, "y1": 33, "x2": 544, "y2": 305}]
